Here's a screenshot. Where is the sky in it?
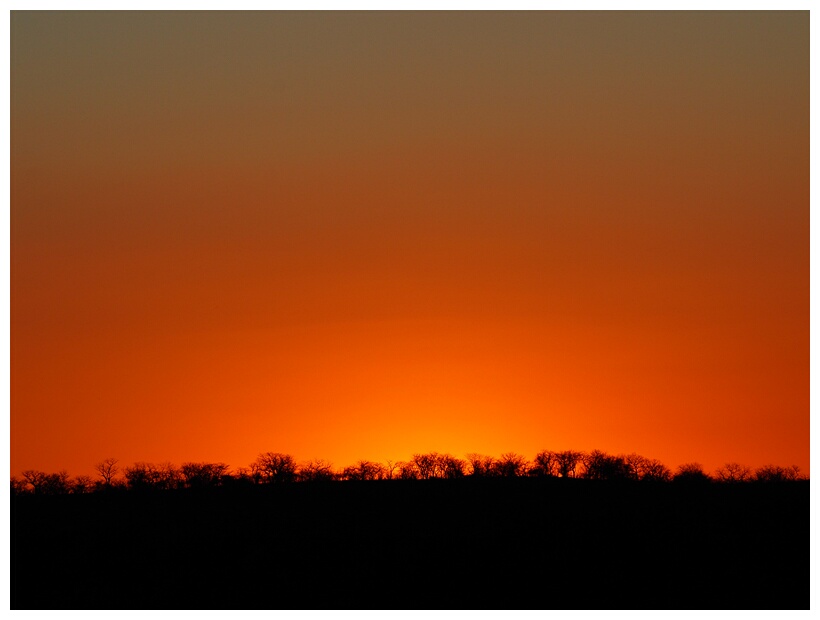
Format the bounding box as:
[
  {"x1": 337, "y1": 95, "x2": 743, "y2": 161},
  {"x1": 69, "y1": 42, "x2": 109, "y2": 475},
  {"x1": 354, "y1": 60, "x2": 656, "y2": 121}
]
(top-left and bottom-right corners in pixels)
[{"x1": 10, "y1": 10, "x2": 809, "y2": 478}]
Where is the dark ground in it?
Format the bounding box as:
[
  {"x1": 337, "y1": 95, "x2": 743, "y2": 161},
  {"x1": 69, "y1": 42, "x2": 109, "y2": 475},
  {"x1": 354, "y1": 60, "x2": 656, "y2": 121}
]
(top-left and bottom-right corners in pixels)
[{"x1": 11, "y1": 478, "x2": 809, "y2": 609}]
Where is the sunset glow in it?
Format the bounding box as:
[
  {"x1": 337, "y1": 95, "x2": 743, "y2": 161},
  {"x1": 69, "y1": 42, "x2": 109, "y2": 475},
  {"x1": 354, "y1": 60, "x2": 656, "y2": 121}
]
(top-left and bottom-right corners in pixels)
[{"x1": 10, "y1": 11, "x2": 809, "y2": 478}]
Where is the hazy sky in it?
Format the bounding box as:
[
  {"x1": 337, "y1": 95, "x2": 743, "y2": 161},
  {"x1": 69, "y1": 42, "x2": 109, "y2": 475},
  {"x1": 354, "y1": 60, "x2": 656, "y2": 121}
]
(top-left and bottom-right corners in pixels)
[{"x1": 11, "y1": 11, "x2": 809, "y2": 477}]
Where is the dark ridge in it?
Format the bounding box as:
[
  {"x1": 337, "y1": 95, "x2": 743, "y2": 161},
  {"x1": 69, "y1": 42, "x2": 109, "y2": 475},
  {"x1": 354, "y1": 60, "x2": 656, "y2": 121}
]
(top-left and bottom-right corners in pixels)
[{"x1": 11, "y1": 477, "x2": 808, "y2": 609}]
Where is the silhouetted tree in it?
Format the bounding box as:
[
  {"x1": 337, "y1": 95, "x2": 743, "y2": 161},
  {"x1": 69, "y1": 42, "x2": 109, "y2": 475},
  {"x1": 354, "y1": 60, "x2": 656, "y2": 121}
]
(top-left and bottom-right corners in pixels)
[
  {"x1": 384, "y1": 460, "x2": 400, "y2": 480},
  {"x1": 155, "y1": 462, "x2": 180, "y2": 490},
  {"x1": 10, "y1": 476, "x2": 28, "y2": 496},
  {"x1": 341, "y1": 460, "x2": 385, "y2": 481},
  {"x1": 123, "y1": 462, "x2": 152, "y2": 490},
  {"x1": 396, "y1": 461, "x2": 420, "y2": 480},
  {"x1": 582, "y1": 450, "x2": 631, "y2": 481},
  {"x1": 623, "y1": 453, "x2": 648, "y2": 480},
  {"x1": 94, "y1": 458, "x2": 119, "y2": 486},
  {"x1": 21, "y1": 470, "x2": 71, "y2": 495},
  {"x1": 15, "y1": 449, "x2": 806, "y2": 497},
  {"x1": 124, "y1": 462, "x2": 180, "y2": 491},
  {"x1": 411, "y1": 453, "x2": 439, "y2": 480},
  {"x1": 385, "y1": 454, "x2": 465, "y2": 479},
  {"x1": 180, "y1": 462, "x2": 230, "y2": 488},
  {"x1": 298, "y1": 459, "x2": 335, "y2": 482},
  {"x1": 228, "y1": 467, "x2": 255, "y2": 487},
  {"x1": 673, "y1": 462, "x2": 712, "y2": 484},
  {"x1": 436, "y1": 454, "x2": 466, "y2": 479},
  {"x1": 465, "y1": 454, "x2": 497, "y2": 477},
  {"x1": 71, "y1": 476, "x2": 94, "y2": 494},
  {"x1": 530, "y1": 450, "x2": 558, "y2": 477},
  {"x1": 21, "y1": 470, "x2": 47, "y2": 494},
  {"x1": 252, "y1": 452, "x2": 297, "y2": 484},
  {"x1": 715, "y1": 462, "x2": 752, "y2": 483},
  {"x1": 49, "y1": 472, "x2": 71, "y2": 494},
  {"x1": 494, "y1": 452, "x2": 529, "y2": 477},
  {"x1": 639, "y1": 458, "x2": 673, "y2": 482},
  {"x1": 788, "y1": 465, "x2": 804, "y2": 480},
  {"x1": 555, "y1": 450, "x2": 584, "y2": 478},
  {"x1": 753, "y1": 464, "x2": 803, "y2": 482}
]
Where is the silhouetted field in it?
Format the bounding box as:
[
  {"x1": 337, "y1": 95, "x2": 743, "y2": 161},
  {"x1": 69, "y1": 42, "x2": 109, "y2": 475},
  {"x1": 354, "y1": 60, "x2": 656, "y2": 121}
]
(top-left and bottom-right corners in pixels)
[{"x1": 11, "y1": 477, "x2": 807, "y2": 609}]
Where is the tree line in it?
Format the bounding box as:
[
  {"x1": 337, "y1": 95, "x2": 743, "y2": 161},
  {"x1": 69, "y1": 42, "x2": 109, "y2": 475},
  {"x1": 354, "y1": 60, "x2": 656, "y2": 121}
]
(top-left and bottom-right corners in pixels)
[{"x1": 10, "y1": 449, "x2": 807, "y2": 496}]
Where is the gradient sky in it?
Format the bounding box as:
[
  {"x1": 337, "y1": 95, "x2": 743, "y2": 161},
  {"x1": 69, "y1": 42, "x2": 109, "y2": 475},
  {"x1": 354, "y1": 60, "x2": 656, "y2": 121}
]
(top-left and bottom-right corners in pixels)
[{"x1": 10, "y1": 11, "x2": 809, "y2": 478}]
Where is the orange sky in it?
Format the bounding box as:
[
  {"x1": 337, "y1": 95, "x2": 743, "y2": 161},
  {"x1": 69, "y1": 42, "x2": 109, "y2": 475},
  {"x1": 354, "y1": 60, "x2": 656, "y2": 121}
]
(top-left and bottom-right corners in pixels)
[{"x1": 10, "y1": 11, "x2": 809, "y2": 478}]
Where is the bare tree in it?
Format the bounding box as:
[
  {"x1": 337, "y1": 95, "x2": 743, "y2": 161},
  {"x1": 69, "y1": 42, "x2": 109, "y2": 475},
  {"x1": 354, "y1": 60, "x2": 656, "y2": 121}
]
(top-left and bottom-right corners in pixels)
[
  {"x1": 180, "y1": 462, "x2": 230, "y2": 488},
  {"x1": 673, "y1": 462, "x2": 711, "y2": 483},
  {"x1": 465, "y1": 454, "x2": 497, "y2": 477},
  {"x1": 155, "y1": 462, "x2": 180, "y2": 490},
  {"x1": 530, "y1": 450, "x2": 558, "y2": 477},
  {"x1": 21, "y1": 470, "x2": 46, "y2": 494},
  {"x1": 640, "y1": 458, "x2": 672, "y2": 482},
  {"x1": 298, "y1": 459, "x2": 335, "y2": 482},
  {"x1": 754, "y1": 464, "x2": 803, "y2": 482},
  {"x1": 396, "y1": 461, "x2": 420, "y2": 480},
  {"x1": 123, "y1": 462, "x2": 155, "y2": 490},
  {"x1": 54, "y1": 471, "x2": 72, "y2": 493},
  {"x1": 623, "y1": 453, "x2": 648, "y2": 481},
  {"x1": 437, "y1": 454, "x2": 466, "y2": 479},
  {"x1": 411, "y1": 453, "x2": 439, "y2": 480},
  {"x1": 123, "y1": 462, "x2": 179, "y2": 490},
  {"x1": 384, "y1": 460, "x2": 400, "y2": 480},
  {"x1": 10, "y1": 476, "x2": 28, "y2": 496},
  {"x1": 494, "y1": 452, "x2": 529, "y2": 477},
  {"x1": 20, "y1": 471, "x2": 71, "y2": 495},
  {"x1": 71, "y1": 476, "x2": 94, "y2": 494},
  {"x1": 582, "y1": 450, "x2": 630, "y2": 481},
  {"x1": 785, "y1": 465, "x2": 804, "y2": 481},
  {"x1": 554, "y1": 450, "x2": 584, "y2": 478},
  {"x1": 715, "y1": 462, "x2": 752, "y2": 483},
  {"x1": 94, "y1": 458, "x2": 119, "y2": 486},
  {"x1": 45, "y1": 472, "x2": 71, "y2": 494},
  {"x1": 253, "y1": 452, "x2": 297, "y2": 484},
  {"x1": 341, "y1": 460, "x2": 385, "y2": 481},
  {"x1": 249, "y1": 461, "x2": 263, "y2": 484}
]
